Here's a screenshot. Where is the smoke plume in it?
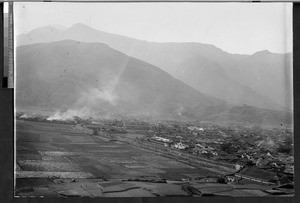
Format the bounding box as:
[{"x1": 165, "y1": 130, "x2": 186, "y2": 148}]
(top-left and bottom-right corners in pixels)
[{"x1": 47, "y1": 108, "x2": 91, "y2": 121}]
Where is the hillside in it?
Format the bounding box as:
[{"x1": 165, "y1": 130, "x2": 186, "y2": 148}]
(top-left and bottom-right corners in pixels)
[
  {"x1": 207, "y1": 105, "x2": 292, "y2": 126},
  {"x1": 228, "y1": 51, "x2": 293, "y2": 111},
  {"x1": 16, "y1": 40, "x2": 228, "y2": 120},
  {"x1": 176, "y1": 55, "x2": 283, "y2": 110}
]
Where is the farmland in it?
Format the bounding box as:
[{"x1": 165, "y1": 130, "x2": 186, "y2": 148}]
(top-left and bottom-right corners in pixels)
[
  {"x1": 15, "y1": 118, "x2": 294, "y2": 197},
  {"x1": 16, "y1": 120, "x2": 217, "y2": 197}
]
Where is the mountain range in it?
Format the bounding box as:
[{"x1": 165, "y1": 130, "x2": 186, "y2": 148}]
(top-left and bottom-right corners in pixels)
[
  {"x1": 17, "y1": 23, "x2": 292, "y2": 111},
  {"x1": 15, "y1": 24, "x2": 293, "y2": 124}
]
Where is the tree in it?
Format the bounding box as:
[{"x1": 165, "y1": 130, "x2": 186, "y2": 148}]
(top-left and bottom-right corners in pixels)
[{"x1": 277, "y1": 136, "x2": 293, "y2": 155}]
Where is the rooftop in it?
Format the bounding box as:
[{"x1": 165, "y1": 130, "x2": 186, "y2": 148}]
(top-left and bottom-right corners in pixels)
[{"x1": 236, "y1": 166, "x2": 277, "y2": 182}]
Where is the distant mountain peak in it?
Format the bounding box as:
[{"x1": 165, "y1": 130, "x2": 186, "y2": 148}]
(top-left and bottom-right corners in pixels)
[
  {"x1": 69, "y1": 23, "x2": 93, "y2": 30},
  {"x1": 253, "y1": 49, "x2": 271, "y2": 55}
]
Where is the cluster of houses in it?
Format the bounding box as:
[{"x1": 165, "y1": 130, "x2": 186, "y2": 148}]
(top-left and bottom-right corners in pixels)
[
  {"x1": 187, "y1": 126, "x2": 204, "y2": 136},
  {"x1": 193, "y1": 143, "x2": 218, "y2": 156},
  {"x1": 151, "y1": 135, "x2": 172, "y2": 143},
  {"x1": 149, "y1": 133, "x2": 222, "y2": 155},
  {"x1": 225, "y1": 165, "x2": 293, "y2": 187},
  {"x1": 147, "y1": 128, "x2": 293, "y2": 188},
  {"x1": 150, "y1": 135, "x2": 189, "y2": 149}
]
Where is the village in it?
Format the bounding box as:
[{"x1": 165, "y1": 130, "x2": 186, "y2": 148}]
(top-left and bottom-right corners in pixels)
[
  {"x1": 120, "y1": 119, "x2": 294, "y2": 187},
  {"x1": 16, "y1": 112, "x2": 294, "y2": 192}
]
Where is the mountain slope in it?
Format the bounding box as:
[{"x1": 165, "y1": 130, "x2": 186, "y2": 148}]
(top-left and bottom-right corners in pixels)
[
  {"x1": 17, "y1": 24, "x2": 292, "y2": 111},
  {"x1": 175, "y1": 55, "x2": 283, "y2": 110},
  {"x1": 16, "y1": 40, "x2": 229, "y2": 120},
  {"x1": 228, "y1": 51, "x2": 293, "y2": 111},
  {"x1": 207, "y1": 105, "x2": 292, "y2": 126}
]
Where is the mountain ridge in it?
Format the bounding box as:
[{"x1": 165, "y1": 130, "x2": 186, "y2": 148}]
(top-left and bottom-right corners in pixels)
[
  {"x1": 18, "y1": 23, "x2": 289, "y2": 56},
  {"x1": 16, "y1": 23, "x2": 292, "y2": 111}
]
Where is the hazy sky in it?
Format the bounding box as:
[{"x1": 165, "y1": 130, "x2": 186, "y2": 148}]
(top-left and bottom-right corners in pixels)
[{"x1": 14, "y1": 2, "x2": 292, "y2": 55}]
